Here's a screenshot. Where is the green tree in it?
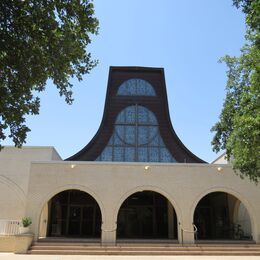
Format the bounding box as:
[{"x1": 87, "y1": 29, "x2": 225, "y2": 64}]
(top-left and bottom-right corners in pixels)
[
  {"x1": 211, "y1": 0, "x2": 260, "y2": 183},
  {"x1": 0, "y1": 0, "x2": 98, "y2": 149}
]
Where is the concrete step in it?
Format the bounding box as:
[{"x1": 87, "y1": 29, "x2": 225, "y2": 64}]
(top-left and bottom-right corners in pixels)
[
  {"x1": 30, "y1": 245, "x2": 260, "y2": 251},
  {"x1": 28, "y1": 243, "x2": 260, "y2": 256},
  {"x1": 33, "y1": 242, "x2": 101, "y2": 247},
  {"x1": 28, "y1": 249, "x2": 260, "y2": 256},
  {"x1": 33, "y1": 241, "x2": 257, "y2": 247}
]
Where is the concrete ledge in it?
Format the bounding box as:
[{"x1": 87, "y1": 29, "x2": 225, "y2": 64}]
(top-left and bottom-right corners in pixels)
[
  {"x1": 14, "y1": 233, "x2": 34, "y2": 254},
  {"x1": 0, "y1": 236, "x2": 15, "y2": 252}
]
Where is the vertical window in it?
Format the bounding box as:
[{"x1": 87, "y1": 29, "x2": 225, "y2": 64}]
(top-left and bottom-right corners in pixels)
[{"x1": 96, "y1": 105, "x2": 176, "y2": 163}]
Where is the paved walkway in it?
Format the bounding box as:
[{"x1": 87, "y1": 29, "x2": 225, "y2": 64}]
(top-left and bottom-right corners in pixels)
[{"x1": 0, "y1": 254, "x2": 260, "y2": 260}]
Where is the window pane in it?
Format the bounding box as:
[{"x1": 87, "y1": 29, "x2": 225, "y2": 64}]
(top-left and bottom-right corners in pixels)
[
  {"x1": 148, "y1": 126, "x2": 158, "y2": 142},
  {"x1": 114, "y1": 147, "x2": 124, "y2": 161},
  {"x1": 137, "y1": 79, "x2": 146, "y2": 95},
  {"x1": 137, "y1": 106, "x2": 148, "y2": 124},
  {"x1": 138, "y1": 126, "x2": 148, "y2": 145},
  {"x1": 125, "y1": 147, "x2": 135, "y2": 162},
  {"x1": 126, "y1": 79, "x2": 135, "y2": 95},
  {"x1": 117, "y1": 79, "x2": 156, "y2": 96},
  {"x1": 107, "y1": 135, "x2": 113, "y2": 145},
  {"x1": 160, "y1": 148, "x2": 173, "y2": 162},
  {"x1": 116, "y1": 110, "x2": 125, "y2": 124},
  {"x1": 115, "y1": 125, "x2": 125, "y2": 141},
  {"x1": 145, "y1": 84, "x2": 156, "y2": 96},
  {"x1": 149, "y1": 134, "x2": 159, "y2": 146},
  {"x1": 147, "y1": 110, "x2": 157, "y2": 124},
  {"x1": 125, "y1": 126, "x2": 135, "y2": 144},
  {"x1": 101, "y1": 147, "x2": 113, "y2": 161},
  {"x1": 125, "y1": 106, "x2": 136, "y2": 123},
  {"x1": 138, "y1": 147, "x2": 148, "y2": 162},
  {"x1": 114, "y1": 133, "x2": 124, "y2": 145},
  {"x1": 158, "y1": 136, "x2": 164, "y2": 146},
  {"x1": 149, "y1": 147, "x2": 159, "y2": 162}
]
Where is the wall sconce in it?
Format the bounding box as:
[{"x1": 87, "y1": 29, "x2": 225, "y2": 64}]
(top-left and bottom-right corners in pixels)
[
  {"x1": 144, "y1": 165, "x2": 151, "y2": 173},
  {"x1": 70, "y1": 164, "x2": 76, "y2": 169},
  {"x1": 217, "y1": 167, "x2": 223, "y2": 173}
]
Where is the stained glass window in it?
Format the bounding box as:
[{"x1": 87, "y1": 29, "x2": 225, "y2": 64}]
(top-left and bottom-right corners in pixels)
[
  {"x1": 96, "y1": 105, "x2": 176, "y2": 162},
  {"x1": 117, "y1": 79, "x2": 156, "y2": 96}
]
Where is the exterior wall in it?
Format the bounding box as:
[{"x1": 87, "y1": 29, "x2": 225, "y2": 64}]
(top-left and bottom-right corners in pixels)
[
  {"x1": 212, "y1": 153, "x2": 228, "y2": 164},
  {"x1": 0, "y1": 147, "x2": 61, "y2": 219},
  {"x1": 24, "y1": 160, "x2": 260, "y2": 244},
  {"x1": 1, "y1": 147, "x2": 259, "y2": 245}
]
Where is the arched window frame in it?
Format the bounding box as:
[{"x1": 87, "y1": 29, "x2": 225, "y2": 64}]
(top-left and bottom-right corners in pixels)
[{"x1": 117, "y1": 78, "x2": 156, "y2": 96}]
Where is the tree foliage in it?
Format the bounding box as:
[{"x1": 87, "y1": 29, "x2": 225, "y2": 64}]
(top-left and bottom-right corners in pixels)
[
  {"x1": 0, "y1": 0, "x2": 98, "y2": 148},
  {"x1": 211, "y1": 0, "x2": 260, "y2": 183}
]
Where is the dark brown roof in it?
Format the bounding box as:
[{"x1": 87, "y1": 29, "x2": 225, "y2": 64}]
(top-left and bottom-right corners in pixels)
[{"x1": 66, "y1": 66, "x2": 206, "y2": 163}]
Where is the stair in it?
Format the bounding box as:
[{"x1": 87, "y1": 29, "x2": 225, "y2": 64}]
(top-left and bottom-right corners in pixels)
[{"x1": 28, "y1": 241, "x2": 260, "y2": 255}]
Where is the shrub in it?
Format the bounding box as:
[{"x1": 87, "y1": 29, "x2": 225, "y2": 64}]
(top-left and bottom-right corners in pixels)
[{"x1": 21, "y1": 217, "x2": 32, "y2": 227}]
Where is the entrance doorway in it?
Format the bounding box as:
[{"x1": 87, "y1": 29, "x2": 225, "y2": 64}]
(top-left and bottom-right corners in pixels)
[
  {"x1": 47, "y1": 190, "x2": 101, "y2": 238},
  {"x1": 117, "y1": 191, "x2": 177, "y2": 239},
  {"x1": 193, "y1": 192, "x2": 252, "y2": 240}
]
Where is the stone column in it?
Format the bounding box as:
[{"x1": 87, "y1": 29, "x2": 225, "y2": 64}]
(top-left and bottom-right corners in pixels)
[
  {"x1": 178, "y1": 222, "x2": 195, "y2": 244},
  {"x1": 101, "y1": 222, "x2": 117, "y2": 245},
  {"x1": 178, "y1": 206, "x2": 195, "y2": 244}
]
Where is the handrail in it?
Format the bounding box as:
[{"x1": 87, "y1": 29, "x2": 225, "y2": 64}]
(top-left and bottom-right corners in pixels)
[
  {"x1": 179, "y1": 223, "x2": 198, "y2": 245},
  {"x1": 101, "y1": 228, "x2": 117, "y2": 232},
  {"x1": 181, "y1": 224, "x2": 197, "y2": 233},
  {"x1": 0, "y1": 219, "x2": 20, "y2": 236}
]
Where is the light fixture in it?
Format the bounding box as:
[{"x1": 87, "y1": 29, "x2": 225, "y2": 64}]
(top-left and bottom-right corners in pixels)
[
  {"x1": 70, "y1": 164, "x2": 76, "y2": 169},
  {"x1": 144, "y1": 165, "x2": 150, "y2": 170},
  {"x1": 217, "y1": 167, "x2": 223, "y2": 173}
]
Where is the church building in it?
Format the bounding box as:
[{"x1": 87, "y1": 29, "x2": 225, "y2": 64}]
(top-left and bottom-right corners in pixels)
[{"x1": 0, "y1": 66, "x2": 259, "y2": 247}]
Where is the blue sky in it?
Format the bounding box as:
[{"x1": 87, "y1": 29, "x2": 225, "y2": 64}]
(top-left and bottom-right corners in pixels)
[{"x1": 3, "y1": 0, "x2": 246, "y2": 162}]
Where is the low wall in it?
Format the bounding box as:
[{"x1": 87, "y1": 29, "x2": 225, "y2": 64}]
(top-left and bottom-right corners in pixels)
[
  {"x1": 0, "y1": 236, "x2": 15, "y2": 252},
  {"x1": 0, "y1": 234, "x2": 34, "y2": 253}
]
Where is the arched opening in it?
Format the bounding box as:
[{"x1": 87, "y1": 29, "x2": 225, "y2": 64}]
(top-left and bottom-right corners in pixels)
[
  {"x1": 116, "y1": 191, "x2": 178, "y2": 240},
  {"x1": 193, "y1": 192, "x2": 252, "y2": 241},
  {"x1": 41, "y1": 190, "x2": 102, "y2": 238}
]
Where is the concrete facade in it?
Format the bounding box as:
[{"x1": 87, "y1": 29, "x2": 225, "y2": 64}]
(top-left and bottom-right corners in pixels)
[
  {"x1": 0, "y1": 147, "x2": 259, "y2": 245},
  {"x1": 0, "y1": 147, "x2": 61, "y2": 219}
]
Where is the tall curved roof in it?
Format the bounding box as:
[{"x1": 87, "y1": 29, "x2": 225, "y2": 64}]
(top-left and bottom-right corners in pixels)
[{"x1": 67, "y1": 66, "x2": 206, "y2": 163}]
